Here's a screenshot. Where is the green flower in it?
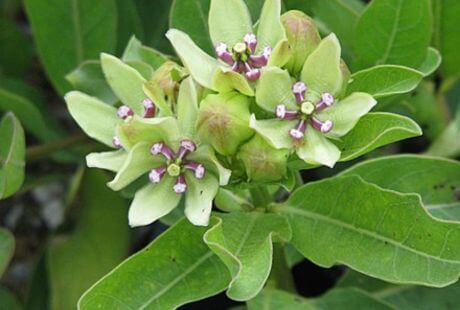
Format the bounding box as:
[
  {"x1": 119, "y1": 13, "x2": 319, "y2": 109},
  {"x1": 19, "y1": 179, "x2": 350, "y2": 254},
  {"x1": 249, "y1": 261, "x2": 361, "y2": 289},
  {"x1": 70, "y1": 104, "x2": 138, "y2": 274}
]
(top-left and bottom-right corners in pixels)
[
  {"x1": 165, "y1": 0, "x2": 290, "y2": 96},
  {"x1": 250, "y1": 34, "x2": 377, "y2": 167},
  {"x1": 114, "y1": 77, "x2": 230, "y2": 226}
]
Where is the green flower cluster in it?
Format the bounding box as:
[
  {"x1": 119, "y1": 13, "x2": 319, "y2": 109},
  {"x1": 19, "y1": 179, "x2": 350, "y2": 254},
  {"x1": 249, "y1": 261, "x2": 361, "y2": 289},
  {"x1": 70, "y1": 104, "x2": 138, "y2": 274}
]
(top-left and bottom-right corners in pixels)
[{"x1": 65, "y1": 0, "x2": 375, "y2": 227}]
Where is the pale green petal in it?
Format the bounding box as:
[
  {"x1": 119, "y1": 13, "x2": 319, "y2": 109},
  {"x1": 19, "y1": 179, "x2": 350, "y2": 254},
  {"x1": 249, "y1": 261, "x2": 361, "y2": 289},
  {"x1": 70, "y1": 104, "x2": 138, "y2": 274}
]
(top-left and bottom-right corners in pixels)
[
  {"x1": 166, "y1": 29, "x2": 220, "y2": 90},
  {"x1": 255, "y1": 67, "x2": 296, "y2": 112},
  {"x1": 143, "y1": 81, "x2": 173, "y2": 116},
  {"x1": 187, "y1": 145, "x2": 231, "y2": 186},
  {"x1": 296, "y1": 126, "x2": 341, "y2": 168},
  {"x1": 128, "y1": 176, "x2": 182, "y2": 227},
  {"x1": 185, "y1": 173, "x2": 219, "y2": 226},
  {"x1": 249, "y1": 114, "x2": 295, "y2": 149},
  {"x1": 100, "y1": 53, "x2": 146, "y2": 115},
  {"x1": 256, "y1": 0, "x2": 285, "y2": 53},
  {"x1": 65, "y1": 91, "x2": 121, "y2": 147},
  {"x1": 208, "y1": 0, "x2": 252, "y2": 47},
  {"x1": 177, "y1": 77, "x2": 198, "y2": 138},
  {"x1": 300, "y1": 34, "x2": 343, "y2": 96},
  {"x1": 213, "y1": 67, "x2": 254, "y2": 97},
  {"x1": 108, "y1": 142, "x2": 165, "y2": 191},
  {"x1": 317, "y1": 92, "x2": 377, "y2": 138},
  {"x1": 268, "y1": 39, "x2": 292, "y2": 68},
  {"x1": 86, "y1": 150, "x2": 127, "y2": 172},
  {"x1": 117, "y1": 116, "x2": 181, "y2": 150}
]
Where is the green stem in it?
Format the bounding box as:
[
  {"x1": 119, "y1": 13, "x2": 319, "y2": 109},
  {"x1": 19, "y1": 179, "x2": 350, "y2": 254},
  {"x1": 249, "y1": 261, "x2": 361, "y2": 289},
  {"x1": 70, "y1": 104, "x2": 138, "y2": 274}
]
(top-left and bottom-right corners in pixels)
[
  {"x1": 249, "y1": 186, "x2": 271, "y2": 207},
  {"x1": 26, "y1": 134, "x2": 88, "y2": 161},
  {"x1": 266, "y1": 244, "x2": 297, "y2": 293}
]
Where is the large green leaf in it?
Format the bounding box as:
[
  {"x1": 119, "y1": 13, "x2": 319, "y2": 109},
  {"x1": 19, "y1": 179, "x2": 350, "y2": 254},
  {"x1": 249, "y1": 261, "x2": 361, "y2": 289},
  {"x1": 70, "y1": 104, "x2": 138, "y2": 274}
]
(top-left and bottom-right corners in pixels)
[
  {"x1": 48, "y1": 169, "x2": 130, "y2": 310},
  {"x1": 115, "y1": 0, "x2": 144, "y2": 53},
  {"x1": 0, "y1": 19, "x2": 33, "y2": 77},
  {"x1": 247, "y1": 288, "x2": 392, "y2": 310},
  {"x1": 66, "y1": 60, "x2": 117, "y2": 105},
  {"x1": 281, "y1": 175, "x2": 460, "y2": 287},
  {"x1": 24, "y1": 0, "x2": 117, "y2": 94},
  {"x1": 417, "y1": 47, "x2": 442, "y2": 77},
  {"x1": 204, "y1": 212, "x2": 291, "y2": 301},
  {"x1": 0, "y1": 228, "x2": 14, "y2": 276},
  {"x1": 354, "y1": 0, "x2": 432, "y2": 70},
  {"x1": 337, "y1": 112, "x2": 422, "y2": 161},
  {"x1": 134, "y1": 0, "x2": 172, "y2": 53},
  {"x1": 340, "y1": 155, "x2": 460, "y2": 221},
  {"x1": 0, "y1": 113, "x2": 25, "y2": 199},
  {"x1": 170, "y1": 0, "x2": 214, "y2": 54},
  {"x1": 339, "y1": 270, "x2": 460, "y2": 310},
  {"x1": 79, "y1": 218, "x2": 231, "y2": 309},
  {"x1": 433, "y1": 0, "x2": 460, "y2": 77},
  {"x1": 346, "y1": 65, "x2": 423, "y2": 98},
  {"x1": 309, "y1": 0, "x2": 364, "y2": 60}
]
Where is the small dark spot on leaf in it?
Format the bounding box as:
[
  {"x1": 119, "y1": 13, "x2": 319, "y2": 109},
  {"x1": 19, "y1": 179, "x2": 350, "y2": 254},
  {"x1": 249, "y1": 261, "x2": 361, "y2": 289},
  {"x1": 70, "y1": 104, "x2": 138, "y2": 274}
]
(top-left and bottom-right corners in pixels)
[{"x1": 200, "y1": 190, "x2": 203, "y2": 195}]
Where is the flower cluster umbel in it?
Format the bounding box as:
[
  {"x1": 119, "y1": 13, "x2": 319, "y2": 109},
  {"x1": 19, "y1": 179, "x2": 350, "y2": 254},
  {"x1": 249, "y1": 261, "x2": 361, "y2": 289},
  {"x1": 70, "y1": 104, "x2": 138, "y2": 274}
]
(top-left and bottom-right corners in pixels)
[{"x1": 215, "y1": 33, "x2": 271, "y2": 81}]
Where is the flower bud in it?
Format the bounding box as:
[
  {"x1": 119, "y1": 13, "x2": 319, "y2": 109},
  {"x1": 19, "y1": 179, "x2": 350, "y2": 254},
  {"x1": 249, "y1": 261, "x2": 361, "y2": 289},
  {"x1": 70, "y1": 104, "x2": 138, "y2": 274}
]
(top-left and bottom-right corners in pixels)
[
  {"x1": 237, "y1": 135, "x2": 289, "y2": 182},
  {"x1": 196, "y1": 92, "x2": 254, "y2": 155},
  {"x1": 151, "y1": 61, "x2": 185, "y2": 98},
  {"x1": 282, "y1": 10, "x2": 321, "y2": 76}
]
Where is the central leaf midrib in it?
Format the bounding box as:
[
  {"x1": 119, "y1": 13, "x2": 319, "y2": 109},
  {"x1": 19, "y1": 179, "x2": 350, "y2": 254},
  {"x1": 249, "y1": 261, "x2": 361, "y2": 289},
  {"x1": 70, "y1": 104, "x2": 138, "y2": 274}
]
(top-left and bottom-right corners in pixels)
[
  {"x1": 284, "y1": 206, "x2": 460, "y2": 264},
  {"x1": 139, "y1": 251, "x2": 214, "y2": 309},
  {"x1": 70, "y1": 0, "x2": 84, "y2": 62}
]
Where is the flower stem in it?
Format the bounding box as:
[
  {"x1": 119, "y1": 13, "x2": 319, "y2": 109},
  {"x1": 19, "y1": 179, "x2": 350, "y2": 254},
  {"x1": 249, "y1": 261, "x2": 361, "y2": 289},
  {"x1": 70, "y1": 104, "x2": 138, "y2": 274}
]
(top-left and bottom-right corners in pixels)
[
  {"x1": 266, "y1": 244, "x2": 296, "y2": 293},
  {"x1": 249, "y1": 186, "x2": 271, "y2": 207},
  {"x1": 26, "y1": 134, "x2": 89, "y2": 161}
]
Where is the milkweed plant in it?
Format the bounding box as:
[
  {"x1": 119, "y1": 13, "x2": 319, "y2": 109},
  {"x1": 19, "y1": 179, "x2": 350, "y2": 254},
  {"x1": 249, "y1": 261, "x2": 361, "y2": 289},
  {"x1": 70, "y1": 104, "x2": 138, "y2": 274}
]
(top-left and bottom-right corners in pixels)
[{"x1": 2, "y1": 0, "x2": 459, "y2": 309}]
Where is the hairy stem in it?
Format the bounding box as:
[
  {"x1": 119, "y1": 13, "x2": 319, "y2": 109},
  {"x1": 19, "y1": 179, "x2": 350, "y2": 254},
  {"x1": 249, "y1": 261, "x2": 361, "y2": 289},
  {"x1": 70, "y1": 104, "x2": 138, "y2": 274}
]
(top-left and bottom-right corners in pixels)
[{"x1": 249, "y1": 186, "x2": 271, "y2": 207}]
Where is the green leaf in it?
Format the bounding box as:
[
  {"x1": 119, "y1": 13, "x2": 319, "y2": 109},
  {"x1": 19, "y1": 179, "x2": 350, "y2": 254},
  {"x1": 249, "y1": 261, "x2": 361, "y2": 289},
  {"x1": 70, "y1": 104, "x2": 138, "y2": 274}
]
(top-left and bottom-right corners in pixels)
[
  {"x1": 247, "y1": 288, "x2": 393, "y2": 310},
  {"x1": 115, "y1": 0, "x2": 144, "y2": 53},
  {"x1": 208, "y1": 0, "x2": 252, "y2": 47},
  {"x1": 169, "y1": 0, "x2": 214, "y2": 54},
  {"x1": 204, "y1": 212, "x2": 291, "y2": 301},
  {"x1": 340, "y1": 155, "x2": 460, "y2": 221},
  {"x1": 65, "y1": 91, "x2": 122, "y2": 147},
  {"x1": 79, "y1": 218, "x2": 231, "y2": 309},
  {"x1": 166, "y1": 29, "x2": 220, "y2": 90},
  {"x1": 354, "y1": 0, "x2": 432, "y2": 69},
  {"x1": 24, "y1": 0, "x2": 117, "y2": 94},
  {"x1": 309, "y1": 0, "x2": 364, "y2": 60},
  {"x1": 122, "y1": 36, "x2": 168, "y2": 70},
  {"x1": 426, "y1": 121, "x2": 460, "y2": 158},
  {"x1": 346, "y1": 65, "x2": 423, "y2": 98},
  {"x1": 101, "y1": 53, "x2": 147, "y2": 115},
  {"x1": 337, "y1": 112, "x2": 422, "y2": 161},
  {"x1": 66, "y1": 60, "x2": 117, "y2": 105},
  {"x1": 417, "y1": 47, "x2": 442, "y2": 77},
  {"x1": 0, "y1": 19, "x2": 34, "y2": 77},
  {"x1": 0, "y1": 88, "x2": 57, "y2": 141},
  {"x1": 339, "y1": 270, "x2": 460, "y2": 310},
  {"x1": 0, "y1": 228, "x2": 14, "y2": 276},
  {"x1": 135, "y1": 0, "x2": 172, "y2": 53},
  {"x1": 433, "y1": 0, "x2": 460, "y2": 77},
  {"x1": 48, "y1": 169, "x2": 130, "y2": 310},
  {"x1": 0, "y1": 287, "x2": 21, "y2": 310},
  {"x1": 0, "y1": 113, "x2": 25, "y2": 199},
  {"x1": 281, "y1": 175, "x2": 460, "y2": 287}
]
